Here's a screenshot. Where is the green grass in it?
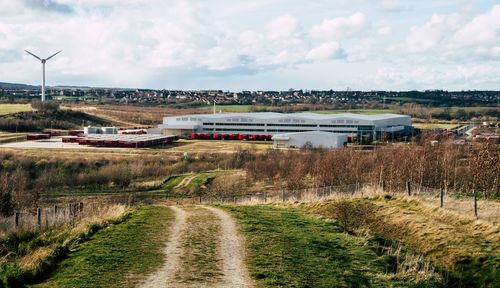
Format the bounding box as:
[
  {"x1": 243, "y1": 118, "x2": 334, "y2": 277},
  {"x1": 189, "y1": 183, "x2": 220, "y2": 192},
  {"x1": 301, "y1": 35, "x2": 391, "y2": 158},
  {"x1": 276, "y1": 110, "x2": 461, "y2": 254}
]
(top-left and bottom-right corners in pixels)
[
  {"x1": 186, "y1": 172, "x2": 216, "y2": 189},
  {"x1": 225, "y1": 205, "x2": 440, "y2": 288},
  {"x1": 30, "y1": 206, "x2": 174, "y2": 288},
  {"x1": 0, "y1": 104, "x2": 33, "y2": 115},
  {"x1": 161, "y1": 175, "x2": 187, "y2": 191}
]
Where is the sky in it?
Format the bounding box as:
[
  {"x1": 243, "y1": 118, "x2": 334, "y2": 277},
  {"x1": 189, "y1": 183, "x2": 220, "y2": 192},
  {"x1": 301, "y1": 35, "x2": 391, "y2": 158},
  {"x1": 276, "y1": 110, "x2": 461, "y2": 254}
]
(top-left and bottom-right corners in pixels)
[{"x1": 0, "y1": 0, "x2": 499, "y2": 91}]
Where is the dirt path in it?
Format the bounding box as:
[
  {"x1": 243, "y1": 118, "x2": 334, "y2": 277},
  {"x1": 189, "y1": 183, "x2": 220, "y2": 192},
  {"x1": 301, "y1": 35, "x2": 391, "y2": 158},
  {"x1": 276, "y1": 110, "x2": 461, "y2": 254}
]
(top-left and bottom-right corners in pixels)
[
  {"x1": 205, "y1": 206, "x2": 253, "y2": 288},
  {"x1": 140, "y1": 206, "x2": 187, "y2": 288},
  {"x1": 139, "y1": 205, "x2": 253, "y2": 288},
  {"x1": 174, "y1": 175, "x2": 196, "y2": 190}
]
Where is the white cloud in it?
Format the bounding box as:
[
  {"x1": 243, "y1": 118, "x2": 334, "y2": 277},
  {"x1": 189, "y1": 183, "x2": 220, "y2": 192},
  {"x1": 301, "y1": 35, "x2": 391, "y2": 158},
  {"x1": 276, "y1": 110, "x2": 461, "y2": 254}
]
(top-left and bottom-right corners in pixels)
[
  {"x1": 265, "y1": 15, "x2": 299, "y2": 41},
  {"x1": 450, "y1": 5, "x2": 500, "y2": 47},
  {"x1": 405, "y1": 13, "x2": 462, "y2": 53},
  {"x1": 310, "y1": 12, "x2": 368, "y2": 40},
  {"x1": 306, "y1": 42, "x2": 342, "y2": 61},
  {"x1": 377, "y1": 26, "x2": 392, "y2": 35}
]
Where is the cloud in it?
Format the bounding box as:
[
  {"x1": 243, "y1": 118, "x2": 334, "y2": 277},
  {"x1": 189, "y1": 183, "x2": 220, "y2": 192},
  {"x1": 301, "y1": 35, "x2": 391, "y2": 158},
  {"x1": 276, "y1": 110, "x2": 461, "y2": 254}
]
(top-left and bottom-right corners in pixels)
[
  {"x1": 265, "y1": 15, "x2": 299, "y2": 41},
  {"x1": 405, "y1": 13, "x2": 462, "y2": 53},
  {"x1": 23, "y1": 0, "x2": 74, "y2": 14},
  {"x1": 1, "y1": 1, "x2": 499, "y2": 90},
  {"x1": 377, "y1": 26, "x2": 392, "y2": 35},
  {"x1": 450, "y1": 5, "x2": 500, "y2": 47},
  {"x1": 306, "y1": 42, "x2": 343, "y2": 61},
  {"x1": 310, "y1": 12, "x2": 368, "y2": 40}
]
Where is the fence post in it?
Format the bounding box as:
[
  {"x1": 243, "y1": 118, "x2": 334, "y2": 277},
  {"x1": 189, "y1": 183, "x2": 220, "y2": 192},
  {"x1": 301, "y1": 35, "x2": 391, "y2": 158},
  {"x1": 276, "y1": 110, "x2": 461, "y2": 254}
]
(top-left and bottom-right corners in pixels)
[
  {"x1": 473, "y1": 188, "x2": 478, "y2": 218},
  {"x1": 54, "y1": 205, "x2": 58, "y2": 215},
  {"x1": 37, "y1": 208, "x2": 42, "y2": 227},
  {"x1": 440, "y1": 187, "x2": 444, "y2": 208},
  {"x1": 68, "y1": 203, "x2": 73, "y2": 218},
  {"x1": 199, "y1": 195, "x2": 202, "y2": 204},
  {"x1": 407, "y1": 181, "x2": 411, "y2": 196},
  {"x1": 357, "y1": 182, "x2": 360, "y2": 196},
  {"x1": 282, "y1": 190, "x2": 285, "y2": 202},
  {"x1": 233, "y1": 196, "x2": 237, "y2": 204},
  {"x1": 264, "y1": 192, "x2": 267, "y2": 204},
  {"x1": 15, "y1": 212, "x2": 20, "y2": 228},
  {"x1": 382, "y1": 180, "x2": 386, "y2": 192},
  {"x1": 79, "y1": 202, "x2": 84, "y2": 215}
]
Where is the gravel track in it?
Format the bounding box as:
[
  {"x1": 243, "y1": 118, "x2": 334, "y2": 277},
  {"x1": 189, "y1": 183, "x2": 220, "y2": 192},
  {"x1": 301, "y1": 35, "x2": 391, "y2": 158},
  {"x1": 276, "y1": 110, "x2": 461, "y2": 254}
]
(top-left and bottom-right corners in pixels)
[
  {"x1": 140, "y1": 206, "x2": 187, "y2": 288},
  {"x1": 139, "y1": 205, "x2": 253, "y2": 288}
]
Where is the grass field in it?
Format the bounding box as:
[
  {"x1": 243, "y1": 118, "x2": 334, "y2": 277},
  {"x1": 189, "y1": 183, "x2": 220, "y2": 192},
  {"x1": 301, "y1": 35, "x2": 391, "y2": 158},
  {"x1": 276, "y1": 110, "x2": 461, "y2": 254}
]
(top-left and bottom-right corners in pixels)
[
  {"x1": 200, "y1": 104, "x2": 256, "y2": 112},
  {"x1": 412, "y1": 123, "x2": 460, "y2": 130},
  {"x1": 31, "y1": 206, "x2": 174, "y2": 288},
  {"x1": 226, "y1": 205, "x2": 443, "y2": 287},
  {"x1": 0, "y1": 104, "x2": 33, "y2": 115},
  {"x1": 314, "y1": 109, "x2": 395, "y2": 115}
]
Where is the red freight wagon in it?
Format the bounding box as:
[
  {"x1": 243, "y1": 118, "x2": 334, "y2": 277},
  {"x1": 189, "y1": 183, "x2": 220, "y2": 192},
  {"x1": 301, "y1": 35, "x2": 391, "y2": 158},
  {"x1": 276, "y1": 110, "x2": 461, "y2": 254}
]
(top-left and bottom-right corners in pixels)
[
  {"x1": 26, "y1": 134, "x2": 51, "y2": 141},
  {"x1": 214, "y1": 133, "x2": 221, "y2": 140},
  {"x1": 69, "y1": 130, "x2": 84, "y2": 136}
]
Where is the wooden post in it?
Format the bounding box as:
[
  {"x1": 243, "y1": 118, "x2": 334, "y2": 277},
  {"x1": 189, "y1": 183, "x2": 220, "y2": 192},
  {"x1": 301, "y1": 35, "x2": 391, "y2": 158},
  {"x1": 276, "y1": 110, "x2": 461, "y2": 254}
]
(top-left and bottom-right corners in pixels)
[
  {"x1": 382, "y1": 180, "x2": 386, "y2": 192},
  {"x1": 79, "y1": 202, "x2": 84, "y2": 214},
  {"x1": 264, "y1": 192, "x2": 267, "y2": 204},
  {"x1": 54, "y1": 205, "x2": 58, "y2": 215},
  {"x1": 357, "y1": 182, "x2": 360, "y2": 196},
  {"x1": 282, "y1": 190, "x2": 285, "y2": 202},
  {"x1": 199, "y1": 195, "x2": 202, "y2": 204},
  {"x1": 406, "y1": 181, "x2": 411, "y2": 196},
  {"x1": 37, "y1": 208, "x2": 42, "y2": 227},
  {"x1": 233, "y1": 196, "x2": 236, "y2": 204},
  {"x1": 474, "y1": 188, "x2": 478, "y2": 218},
  {"x1": 440, "y1": 187, "x2": 444, "y2": 208},
  {"x1": 15, "y1": 212, "x2": 20, "y2": 228},
  {"x1": 68, "y1": 203, "x2": 73, "y2": 217}
]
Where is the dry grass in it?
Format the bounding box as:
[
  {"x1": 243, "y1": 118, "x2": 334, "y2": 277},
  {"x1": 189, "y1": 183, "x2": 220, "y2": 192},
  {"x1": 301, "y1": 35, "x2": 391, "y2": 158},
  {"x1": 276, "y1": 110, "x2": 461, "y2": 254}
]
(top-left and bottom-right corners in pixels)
[
  {"x1": 166, "y1": 140, "x2": 271, "y2": 154},
  {"x1": 0, "y1": 104, "x2": 33, "y2": 115},
  {"x1": 174, "y1": 206, "x2": 222, "y2": 286},
  {"x1": 303, "y1": 196, "x2": 499, "y2": 286}
]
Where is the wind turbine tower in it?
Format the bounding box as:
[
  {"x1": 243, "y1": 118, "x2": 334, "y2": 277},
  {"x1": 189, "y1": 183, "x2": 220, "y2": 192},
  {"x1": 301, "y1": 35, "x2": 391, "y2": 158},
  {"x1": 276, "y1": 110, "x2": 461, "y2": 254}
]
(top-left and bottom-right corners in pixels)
[{"x1": 25, "y1": 50, "x2": 62, "y2": 102}]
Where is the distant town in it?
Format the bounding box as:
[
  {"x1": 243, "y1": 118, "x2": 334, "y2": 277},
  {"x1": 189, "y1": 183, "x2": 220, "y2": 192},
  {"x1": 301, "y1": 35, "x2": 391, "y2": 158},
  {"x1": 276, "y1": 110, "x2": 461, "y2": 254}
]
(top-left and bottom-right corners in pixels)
[{"x1": 0, "y1": 82, "x2": 498, "y2": 107}]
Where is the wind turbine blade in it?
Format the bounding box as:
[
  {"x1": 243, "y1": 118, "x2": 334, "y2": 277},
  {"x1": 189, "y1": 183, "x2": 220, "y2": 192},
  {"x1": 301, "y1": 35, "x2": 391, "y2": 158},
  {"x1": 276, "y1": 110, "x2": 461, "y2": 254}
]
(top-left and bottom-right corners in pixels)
[
  {"x1": 46, "y1": 50, "x2": 62, "y2": 61},
  {"x1": 25, "y1": 50, "x2": 41, "y2": 61}
]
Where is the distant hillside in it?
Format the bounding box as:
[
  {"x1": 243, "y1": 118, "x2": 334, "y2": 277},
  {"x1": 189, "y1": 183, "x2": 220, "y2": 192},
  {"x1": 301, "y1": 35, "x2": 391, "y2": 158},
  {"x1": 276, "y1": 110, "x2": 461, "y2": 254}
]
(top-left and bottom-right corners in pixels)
[
  {"x1": 0, "y1": 106, "x2": 112, "y2": 132},
  {"x1": 0, "y1": 82, "x2": 94, "y2": 90},
  {"x1": 0, "y1": 82, "x2": 38, "y2": 89}
]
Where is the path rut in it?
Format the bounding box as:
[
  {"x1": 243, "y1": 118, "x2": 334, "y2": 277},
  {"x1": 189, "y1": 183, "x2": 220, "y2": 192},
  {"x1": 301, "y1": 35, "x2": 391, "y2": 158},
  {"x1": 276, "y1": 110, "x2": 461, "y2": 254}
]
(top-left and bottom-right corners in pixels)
[
  {"x1": 140, "y1": 206, "x2": 187, "y2": 288},
  {"x1": 205, "y1": 206, "x2": 253, "y2": 288}
]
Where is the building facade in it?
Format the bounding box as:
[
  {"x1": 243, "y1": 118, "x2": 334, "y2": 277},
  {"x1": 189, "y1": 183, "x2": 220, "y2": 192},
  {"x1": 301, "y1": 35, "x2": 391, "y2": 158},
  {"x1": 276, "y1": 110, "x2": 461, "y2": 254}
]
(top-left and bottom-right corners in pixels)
[
  {"x1": 159, "y1": 112, "x2": 413, "y2": 140},
  {"x1": 272, "y1": 131, "x2": 348, "y2": 149}
]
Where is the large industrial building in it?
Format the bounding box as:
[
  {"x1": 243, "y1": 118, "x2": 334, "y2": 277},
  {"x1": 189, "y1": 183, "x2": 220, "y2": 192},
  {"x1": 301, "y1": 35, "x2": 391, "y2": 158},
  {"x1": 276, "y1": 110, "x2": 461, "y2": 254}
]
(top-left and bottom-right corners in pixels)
[{"x1": 159, "y1": 112, "x2": 413, "y2": 141}]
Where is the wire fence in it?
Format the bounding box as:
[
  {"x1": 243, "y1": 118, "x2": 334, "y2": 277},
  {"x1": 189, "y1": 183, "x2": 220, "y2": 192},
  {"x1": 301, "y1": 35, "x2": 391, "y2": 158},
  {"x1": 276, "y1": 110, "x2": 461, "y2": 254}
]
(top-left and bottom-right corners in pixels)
[
  {"x1": 0, "y1": 201, "x2": 126, "y2": 237},
  {"x1": 2, "y1": 181, "x2": 497, "y2": 237}
]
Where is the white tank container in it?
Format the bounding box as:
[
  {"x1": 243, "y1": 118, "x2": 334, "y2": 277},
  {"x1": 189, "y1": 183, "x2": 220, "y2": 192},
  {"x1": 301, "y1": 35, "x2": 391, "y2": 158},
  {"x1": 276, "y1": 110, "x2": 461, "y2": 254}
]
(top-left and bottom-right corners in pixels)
[{"x1": 102, "y1": 127, "x2": 118, "y2": 134}]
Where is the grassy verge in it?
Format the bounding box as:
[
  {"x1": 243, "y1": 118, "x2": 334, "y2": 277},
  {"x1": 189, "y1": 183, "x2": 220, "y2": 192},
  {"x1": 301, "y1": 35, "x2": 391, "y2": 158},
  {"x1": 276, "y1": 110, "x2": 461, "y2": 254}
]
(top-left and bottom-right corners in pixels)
[
  {"x1": 0, "y1": 205, "x2": 128, "y2": 287},
  {"x1": 29, "y1": 205, "x2": 174, "y2": 288},
  {"x1": 303, "y1": 197, "x2": 500, "y2": 287},
  {"x1": 225, "y1": 205, "x2": 442, "y2": 287}
]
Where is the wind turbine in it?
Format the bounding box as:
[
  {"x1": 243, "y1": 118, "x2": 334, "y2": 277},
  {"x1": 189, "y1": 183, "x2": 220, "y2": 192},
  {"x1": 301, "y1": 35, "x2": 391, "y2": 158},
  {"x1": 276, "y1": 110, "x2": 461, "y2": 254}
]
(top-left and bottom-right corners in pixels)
[{"x1": 25, "y1": 50, "x2": 62, "y2": 102}]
